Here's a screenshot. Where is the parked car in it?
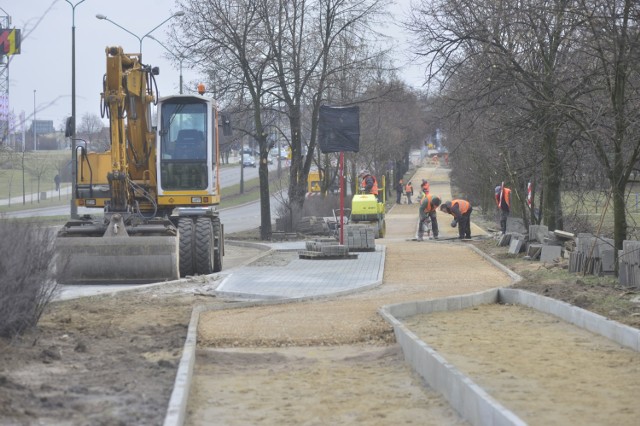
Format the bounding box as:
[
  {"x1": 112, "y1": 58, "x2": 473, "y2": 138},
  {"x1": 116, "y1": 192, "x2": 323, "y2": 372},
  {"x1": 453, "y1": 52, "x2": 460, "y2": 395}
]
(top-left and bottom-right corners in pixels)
[{"x1": 242, "y1": 154, "x2": 256, "y2": 168}]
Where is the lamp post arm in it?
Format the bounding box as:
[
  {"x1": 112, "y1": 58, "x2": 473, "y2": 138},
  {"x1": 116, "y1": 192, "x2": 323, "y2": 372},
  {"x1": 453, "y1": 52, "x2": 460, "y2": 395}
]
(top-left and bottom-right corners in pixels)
[
  {"x1": 65, "y1": 0, "x2": 86, "y2": 25},
  {"x1": 99, "y1": 16, "x2": 143, "y2": 48},
  {"x1": 141, "y1": 17, "x2": 174, "y2": 46}
]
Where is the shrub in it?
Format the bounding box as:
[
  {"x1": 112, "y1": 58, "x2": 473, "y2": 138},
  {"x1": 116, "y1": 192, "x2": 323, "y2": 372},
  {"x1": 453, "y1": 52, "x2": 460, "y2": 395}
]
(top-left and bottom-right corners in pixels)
[{"x1": 0, "y1": 220, "x2": 58, "y2": 338}]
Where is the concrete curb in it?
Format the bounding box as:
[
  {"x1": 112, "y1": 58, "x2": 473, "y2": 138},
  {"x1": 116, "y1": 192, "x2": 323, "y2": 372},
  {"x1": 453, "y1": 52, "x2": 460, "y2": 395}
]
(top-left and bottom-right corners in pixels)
[
  {"x1": 379, "y1": 245, "x2": 640, "y2": 426},
  {"x1": 163, "y1": 244, "x2": 386, "y2": 426}
]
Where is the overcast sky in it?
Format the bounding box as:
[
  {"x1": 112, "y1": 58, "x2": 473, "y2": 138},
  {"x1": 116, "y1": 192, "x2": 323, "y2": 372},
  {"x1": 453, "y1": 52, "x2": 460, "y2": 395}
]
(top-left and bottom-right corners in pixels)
[{"x1": 5, "y1": 0, "x2": 424, "y2": 132}]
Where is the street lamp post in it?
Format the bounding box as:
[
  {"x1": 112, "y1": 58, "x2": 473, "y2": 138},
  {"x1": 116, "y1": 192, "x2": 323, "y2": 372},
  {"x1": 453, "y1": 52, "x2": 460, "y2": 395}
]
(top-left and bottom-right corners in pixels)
[
  {"x1": 32, "y1": 89, "x2": 36, "y2": 151},
  {"x1": 147, "y1": 35, "x2": 186, "y2": 94},
  {"x1": 65, "y1": 0, "x2": 87, "y2": 219},
  {"x1": 96, "y1": 11, "x2": 185, "y2": 61}
]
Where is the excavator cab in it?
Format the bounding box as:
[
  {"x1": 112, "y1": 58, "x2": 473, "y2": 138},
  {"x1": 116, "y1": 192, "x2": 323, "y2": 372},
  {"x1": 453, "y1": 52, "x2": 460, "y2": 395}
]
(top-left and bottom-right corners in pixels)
[{"x1": 157, "y1": 97, "x2": 218, "y2": 196}]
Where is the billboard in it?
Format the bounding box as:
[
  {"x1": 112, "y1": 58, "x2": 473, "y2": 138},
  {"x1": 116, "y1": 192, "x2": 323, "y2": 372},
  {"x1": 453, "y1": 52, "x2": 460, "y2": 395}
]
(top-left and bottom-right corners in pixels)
[{"x1": 0, "y1": 29, "x2": 20, "y2": 56}]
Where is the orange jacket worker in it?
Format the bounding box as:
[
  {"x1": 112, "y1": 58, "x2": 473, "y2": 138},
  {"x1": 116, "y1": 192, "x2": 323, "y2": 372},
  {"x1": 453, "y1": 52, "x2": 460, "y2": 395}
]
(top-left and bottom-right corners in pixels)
[
  {"x1": 358, "y1": 170, "x2": 378, "y2": 196},
  {"x1": 495, "y1": 184, "x2": 512, "y2": 235},
  {"x1": 418, "y1": 195, "x2": 441, "y2": 240},
  {"x1": 440, "y1": 199, "x2": 473, "y2": 239}
]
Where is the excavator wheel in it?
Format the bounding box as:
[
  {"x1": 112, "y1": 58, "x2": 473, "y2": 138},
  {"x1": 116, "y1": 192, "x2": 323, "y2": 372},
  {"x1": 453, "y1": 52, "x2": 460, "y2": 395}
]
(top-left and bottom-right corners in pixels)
[
  {"x1": 195, "y1": 217, "x2": 215, "y2": 275},
  {"x1": 212, "y1": 217, "x2": 223, "y2": 272},
  {"x1": 178, "y1": 217, "x2": 195, "y2": 277}
]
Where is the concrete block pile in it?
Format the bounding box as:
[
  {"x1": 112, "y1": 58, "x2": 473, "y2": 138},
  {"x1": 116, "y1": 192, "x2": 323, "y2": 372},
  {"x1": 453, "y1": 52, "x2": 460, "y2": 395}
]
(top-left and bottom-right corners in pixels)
[
  {"x1": 296, "y1": 216, "x2": 330, "y2": 235},
  {"x1": 298, "y1": 237, "x2": 356, "y2": 259},
  {"x1": 619, "y1": 240, "x2": 640, "y2": 287},
  {"x1": 498, "y1": 224, "x2": 566, "y2": 262},
  {"x1": 343, "y1": 224, "x2": 376, "y2": 251},
  {"x1": 568, "y1": 234, "x2": 615, "y2": 276},
  {"x1": 499, "y1": 224, "x2": 639, "y2": 287}
]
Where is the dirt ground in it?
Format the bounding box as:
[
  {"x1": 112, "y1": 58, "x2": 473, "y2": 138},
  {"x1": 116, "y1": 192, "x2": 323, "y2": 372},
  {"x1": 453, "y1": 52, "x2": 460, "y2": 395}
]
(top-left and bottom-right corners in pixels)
[
  {"x1": 405, "y1": 303, "x2": 640, "y2": 425},
  {"x1": 1, "y1": 165, "x2": 639, "y2": 425}
]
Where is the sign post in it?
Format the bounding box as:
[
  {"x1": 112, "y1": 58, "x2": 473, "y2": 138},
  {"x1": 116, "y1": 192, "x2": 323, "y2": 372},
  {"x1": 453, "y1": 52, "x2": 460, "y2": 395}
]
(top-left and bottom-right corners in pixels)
[{"x1": 318, "y1": 105, "x2": 360, "y2": 245}]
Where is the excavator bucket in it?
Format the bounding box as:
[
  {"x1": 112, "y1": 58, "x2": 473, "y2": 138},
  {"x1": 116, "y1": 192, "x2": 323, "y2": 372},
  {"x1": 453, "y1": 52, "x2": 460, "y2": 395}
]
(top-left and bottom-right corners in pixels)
[{"x1": 56, "y1": 215, "x2": 180, "y2": 285}]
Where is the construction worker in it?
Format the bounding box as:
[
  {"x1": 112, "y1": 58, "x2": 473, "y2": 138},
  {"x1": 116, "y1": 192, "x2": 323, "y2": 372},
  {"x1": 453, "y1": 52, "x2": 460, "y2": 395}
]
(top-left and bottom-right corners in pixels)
[
  {"x1": 359, "y1": 170, "x2": 378, "y2": 196},
  {"x1": 495, "y1": 183, "x2": 512, "y2": 235},
  {"x1": 405, "y1": 181, "x2": 413, "y2": 204},
  {"x1": 417, "y1": 194, "x2": 441, "y2": 241},
  {"x1": 440, "y1": 199, "x2": 473, "y2": 239},
  {"x1": 421, "y1": 179, "x2": 430, "y2": 195},
  {"x1": 395, "y1": 179, "x2": 404, "y2": 204}
]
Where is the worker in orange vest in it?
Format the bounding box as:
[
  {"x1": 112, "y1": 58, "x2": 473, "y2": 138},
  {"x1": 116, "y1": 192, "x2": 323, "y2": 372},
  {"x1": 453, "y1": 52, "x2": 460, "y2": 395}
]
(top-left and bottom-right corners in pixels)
[
  {"x1": 404, "y1": 181, "x2": 413, "y2": 204},
  {"x1": 418, "y1": 194, "x2": 441, "y2": 241},
  {"x1": 421, "y1": 179, "x2": 430, "y2": 194},
  {"x1": 495, "y1": 183, "x2": 512, "y2": 235},
  {"x1": 440, "y1": 199, "x2": 473, "y2": 239},
  {"x1": 358, "y1": 170, "x2": 378, "y2": 196}
]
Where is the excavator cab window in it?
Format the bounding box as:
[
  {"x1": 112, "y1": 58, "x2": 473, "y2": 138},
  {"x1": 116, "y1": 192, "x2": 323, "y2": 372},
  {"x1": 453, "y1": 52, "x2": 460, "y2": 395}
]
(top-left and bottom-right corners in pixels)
[{"x1": 159, "y1": 100, "x2": 211, "y2": 190}]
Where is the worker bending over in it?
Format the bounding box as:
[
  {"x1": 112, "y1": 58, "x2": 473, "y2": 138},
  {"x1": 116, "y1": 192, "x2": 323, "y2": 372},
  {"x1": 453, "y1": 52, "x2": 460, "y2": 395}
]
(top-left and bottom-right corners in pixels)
[
  {"x1": 418, "y1": 194, "x2": 441, "y2": 241},
  {"x1": 440, "y1": 199, "x2": 473, "y2": 240}
]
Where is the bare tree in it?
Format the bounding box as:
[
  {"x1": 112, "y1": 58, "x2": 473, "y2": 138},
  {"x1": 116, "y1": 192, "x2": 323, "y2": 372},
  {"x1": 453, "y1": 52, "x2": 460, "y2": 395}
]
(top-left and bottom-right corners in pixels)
[
  {"x1": 261, "y1": 0, "x2": 388, "y2": 211},
  {"x1": 407, "y1": 0, "x2": 592, "y2": 231},
  {"x1": 178, "y1": 0, "x2": 275, "y2": 239},
  {"x1": 563, "y1": 0, "x2": 640, "y2": 250},
  {"x1": 77, "y1": 113, "x2": 107, "y2": 151},
  {"x1": 25, "y1": 157, "x2": 51, "y2": 203},
  {"x1": 0, "y1": 221, "x2": 58, "y2": 338}
]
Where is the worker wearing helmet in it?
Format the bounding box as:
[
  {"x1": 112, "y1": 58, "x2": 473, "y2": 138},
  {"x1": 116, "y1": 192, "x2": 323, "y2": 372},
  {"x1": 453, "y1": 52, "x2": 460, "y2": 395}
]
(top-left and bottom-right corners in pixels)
[
  {"x1": 359, "y1": 170, "x2": 378, "y2": 196},
  {"x1": 440, "y1": 199, "x2": 473, "y2": 239},
  {"x1": 417, "y1": 194, "x2": 441, "y2": 241}
]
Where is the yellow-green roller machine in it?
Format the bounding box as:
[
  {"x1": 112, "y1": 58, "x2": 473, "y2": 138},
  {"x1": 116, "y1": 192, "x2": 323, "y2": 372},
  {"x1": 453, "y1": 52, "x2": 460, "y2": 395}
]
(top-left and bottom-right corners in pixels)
[{"x1": 350, "y1": 175, "x2": 386, "y2": 238}]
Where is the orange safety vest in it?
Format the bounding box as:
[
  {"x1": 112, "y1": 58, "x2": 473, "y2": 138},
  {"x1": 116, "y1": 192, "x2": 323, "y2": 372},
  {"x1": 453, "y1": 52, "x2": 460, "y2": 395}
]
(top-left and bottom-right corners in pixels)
[
  {"x1": 361, "y1": 175, "x2": 379, "y2": 195},
  {"x1": 405, "y1": 183, "x2": 412, "y2": 194},
  {"x1": 422, "y1": 194, "x2": 438, "y2": 213},
  {"x1": 452, "y1": 199, "x2": 471, "y2": 215},
  {"x1": 496, "y1": 187, "x2": 511, "y2": 208}
]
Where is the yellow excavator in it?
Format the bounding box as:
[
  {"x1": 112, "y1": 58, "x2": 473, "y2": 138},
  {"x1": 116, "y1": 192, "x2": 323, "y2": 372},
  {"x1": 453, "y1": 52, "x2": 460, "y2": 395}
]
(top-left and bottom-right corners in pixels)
[{"x1": 56, "y1": 46, "x2": 226, "y2": 284}]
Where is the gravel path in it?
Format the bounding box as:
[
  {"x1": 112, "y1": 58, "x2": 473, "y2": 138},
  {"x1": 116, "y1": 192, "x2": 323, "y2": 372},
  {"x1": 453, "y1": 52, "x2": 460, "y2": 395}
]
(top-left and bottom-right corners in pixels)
[{"x1": 188, "y1": 166, "x2": 511, "y2": 424}]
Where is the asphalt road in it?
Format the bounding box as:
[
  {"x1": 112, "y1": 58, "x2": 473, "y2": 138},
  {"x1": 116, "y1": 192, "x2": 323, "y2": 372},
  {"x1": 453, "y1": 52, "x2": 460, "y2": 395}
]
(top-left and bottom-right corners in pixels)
[{"x1": 0, "y1": 162, "x2": 280, "y2": 220}]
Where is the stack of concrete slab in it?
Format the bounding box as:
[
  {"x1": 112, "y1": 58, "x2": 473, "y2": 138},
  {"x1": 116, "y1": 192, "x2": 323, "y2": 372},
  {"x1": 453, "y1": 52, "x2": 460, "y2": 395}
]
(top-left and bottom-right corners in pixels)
[
  {"x1": 344, "y1": 224, "x2": 376, "y2": 251},
  {"x1": 500, "y1": 225, "x2": 567, "y2": 263},
  {"x1": 298, "y1": 237, "x2": 356, "y2": 259},
  {"x1": 296, "y1": 216, "x2": 330, "y2": 235},
  {"x1": 568, "y1": 233, "x2": 615, "y2": 276},
  {"x1": 619, "y1": 240, "x2": 640, "y2": 287}
]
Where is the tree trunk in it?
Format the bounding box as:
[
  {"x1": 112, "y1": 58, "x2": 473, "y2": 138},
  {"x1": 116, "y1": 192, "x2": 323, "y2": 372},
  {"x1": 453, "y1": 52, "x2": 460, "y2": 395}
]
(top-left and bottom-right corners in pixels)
[
  {"x1": 541, "y1": 126, "x2": 563, "y2": 231},
  {"x1": 258, "y1": 132, "x2": 272, "y2": 240},
  {"x1": 287, "y1": 106, "x2": 306, "y2": 212}
]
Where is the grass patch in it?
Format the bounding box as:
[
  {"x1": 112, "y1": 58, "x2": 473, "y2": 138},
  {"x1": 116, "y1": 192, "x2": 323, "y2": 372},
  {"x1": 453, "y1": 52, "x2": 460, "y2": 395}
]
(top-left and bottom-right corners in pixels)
[{"x1": 0, "y1": 150, "x2": 70, "y2": 200}]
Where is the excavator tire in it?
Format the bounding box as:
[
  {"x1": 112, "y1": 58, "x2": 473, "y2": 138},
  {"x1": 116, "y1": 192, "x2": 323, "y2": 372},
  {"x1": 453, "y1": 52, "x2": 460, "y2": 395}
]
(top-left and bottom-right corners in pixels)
[
  {"x1": 212, "y1": 217, "x2": 223, "y2": 272},
  {"x1": 178, "y1": 217, "x2": 195, "y2": 277},
  {"x1": 195, "y1": 217, "x2": 215, "y2": 275}
]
